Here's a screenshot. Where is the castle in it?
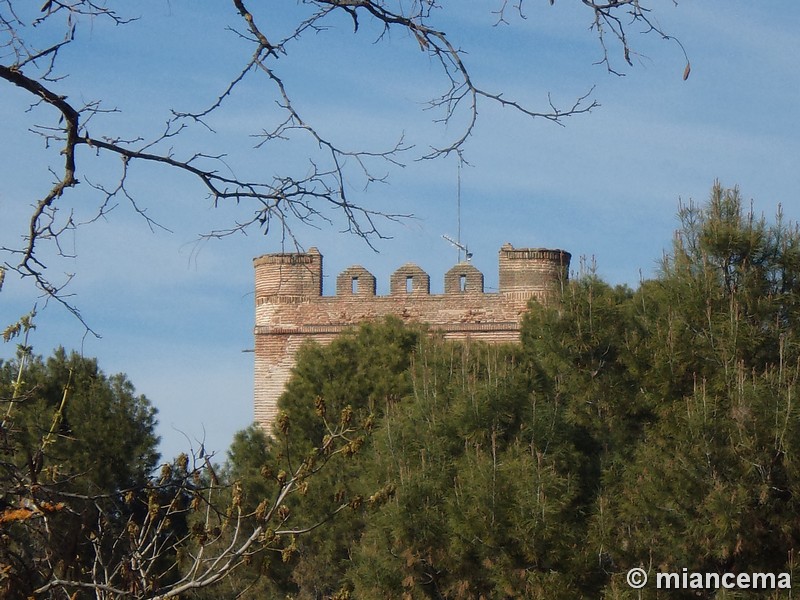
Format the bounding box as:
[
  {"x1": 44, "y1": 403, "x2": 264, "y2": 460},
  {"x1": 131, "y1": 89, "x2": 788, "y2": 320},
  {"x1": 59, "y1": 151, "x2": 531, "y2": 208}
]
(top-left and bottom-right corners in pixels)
[{"x1": 253, "y1": 244, "x2": 571, "y2": 430}]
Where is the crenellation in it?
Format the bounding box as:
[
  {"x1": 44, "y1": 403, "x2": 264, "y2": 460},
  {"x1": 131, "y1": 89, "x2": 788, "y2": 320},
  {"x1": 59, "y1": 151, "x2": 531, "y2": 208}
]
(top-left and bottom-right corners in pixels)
[
  {"x1": 390, "y1": 264, "x2": 431, "y2": 295},
  {"x1": 253, "y1": 243, "x2": 570, "y2": 432},
  {"x1": 336, "y1": 265, "x2": 377, "y2": 297},
  {"x1": 444, "y1": 262, "x2": 484, "y2": 294}
]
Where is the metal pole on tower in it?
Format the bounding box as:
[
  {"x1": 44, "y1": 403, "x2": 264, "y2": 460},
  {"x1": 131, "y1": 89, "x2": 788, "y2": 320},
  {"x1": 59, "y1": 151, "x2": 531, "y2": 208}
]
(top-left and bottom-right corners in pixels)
[{"x1": 457, "y1": 159, "x2": 462, "y2": 262}]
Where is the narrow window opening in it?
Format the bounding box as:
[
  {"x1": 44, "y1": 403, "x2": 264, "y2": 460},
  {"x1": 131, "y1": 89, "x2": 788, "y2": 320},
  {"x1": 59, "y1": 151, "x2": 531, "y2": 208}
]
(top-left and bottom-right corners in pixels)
[
  {"x1": 351, "y1": 276, "x2": 358, "y2": 294},
  {"x1": 459, "y1": 274, "x2": 467, "y2": 292},
  {"x1": 406, "y1": 276, "x2": 413, "y2": 293}
]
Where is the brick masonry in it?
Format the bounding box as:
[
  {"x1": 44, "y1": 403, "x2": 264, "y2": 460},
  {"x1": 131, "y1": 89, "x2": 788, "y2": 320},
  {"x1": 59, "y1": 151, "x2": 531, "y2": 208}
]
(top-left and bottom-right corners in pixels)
[{"x1": 253, "y1": 243, "x2": 571, "y2": 430}]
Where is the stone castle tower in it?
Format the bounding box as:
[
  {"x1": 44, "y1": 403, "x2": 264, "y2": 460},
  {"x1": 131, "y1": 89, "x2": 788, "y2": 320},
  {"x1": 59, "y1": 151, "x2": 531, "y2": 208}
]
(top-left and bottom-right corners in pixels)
[{"x1": 253, "y1": 244, "x2": 570, "y2": 430}]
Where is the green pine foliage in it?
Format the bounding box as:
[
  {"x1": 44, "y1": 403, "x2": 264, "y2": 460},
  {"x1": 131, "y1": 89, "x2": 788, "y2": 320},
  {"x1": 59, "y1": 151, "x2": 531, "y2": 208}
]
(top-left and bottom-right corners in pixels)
[
  {"x1": 592, "y1": 184, "x2": 800, "y2": 598},
  {"x1": 1, "y1": 347, "x2": 160, "y2": 492},
  {"x1": 0, "y1": 348, "x2": 161, "y2": 598},
  {"x1": 351, "y1": 340, "x2": 585, "y2": 599},
  {"x1": 223, "y1": 183, "x2": 800, "y2": 598},
  {"x1": 214, "y1": 319, "x2": 421, "y2": 598}
]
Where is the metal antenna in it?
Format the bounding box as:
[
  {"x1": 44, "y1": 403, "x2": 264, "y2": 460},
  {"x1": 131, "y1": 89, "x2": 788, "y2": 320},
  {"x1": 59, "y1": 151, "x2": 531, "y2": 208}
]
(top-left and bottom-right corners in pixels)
[
  {"x1": 441, "y1": 157, "x2": 472, "y2": 261},
  {"x1": 443, "y1": 234, "x2": 469, "y2": 260},
  {"x1": 457, "y1": 159, "x2": 462, "y2": 262}
]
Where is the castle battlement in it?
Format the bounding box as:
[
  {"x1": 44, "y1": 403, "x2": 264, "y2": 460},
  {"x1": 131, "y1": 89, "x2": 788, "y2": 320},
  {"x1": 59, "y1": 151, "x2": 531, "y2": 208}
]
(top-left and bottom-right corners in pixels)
[{"x1": 253, "y1": 244, "x2": 570, "y2": 430}]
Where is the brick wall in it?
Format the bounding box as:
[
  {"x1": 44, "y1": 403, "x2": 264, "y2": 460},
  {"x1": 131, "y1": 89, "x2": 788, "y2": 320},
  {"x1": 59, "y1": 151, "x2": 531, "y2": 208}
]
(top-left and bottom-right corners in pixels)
[{"x1": 253, "y1": 244, "x2": 570, "y2": 431}]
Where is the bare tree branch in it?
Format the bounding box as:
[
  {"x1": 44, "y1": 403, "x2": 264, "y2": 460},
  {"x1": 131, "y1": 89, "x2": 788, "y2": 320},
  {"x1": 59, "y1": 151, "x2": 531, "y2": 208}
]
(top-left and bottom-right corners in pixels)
[
  {"x1": 3, "y1": 362, "x2": 368, "y2": 598},
  {"x1": 1, "y1": 0, "x2": 685, "y2": 335}
]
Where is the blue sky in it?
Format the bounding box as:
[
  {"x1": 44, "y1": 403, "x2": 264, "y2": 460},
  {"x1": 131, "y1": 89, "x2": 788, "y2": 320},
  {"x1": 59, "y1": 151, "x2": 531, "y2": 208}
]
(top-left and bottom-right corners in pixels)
[{"x1": 2, "y1": 2, "x2": 799, "y2": 462}]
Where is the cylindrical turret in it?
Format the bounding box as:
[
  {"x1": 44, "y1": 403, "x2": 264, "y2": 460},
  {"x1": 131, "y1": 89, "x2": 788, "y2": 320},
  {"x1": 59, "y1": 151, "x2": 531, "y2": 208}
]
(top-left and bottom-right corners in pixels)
[
  {"x1": 498, "y1": 243, "x2": 570, "y2": 297},
  {"x1": 254, "y1": 247, "x2": 322, "y2": 303}
]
